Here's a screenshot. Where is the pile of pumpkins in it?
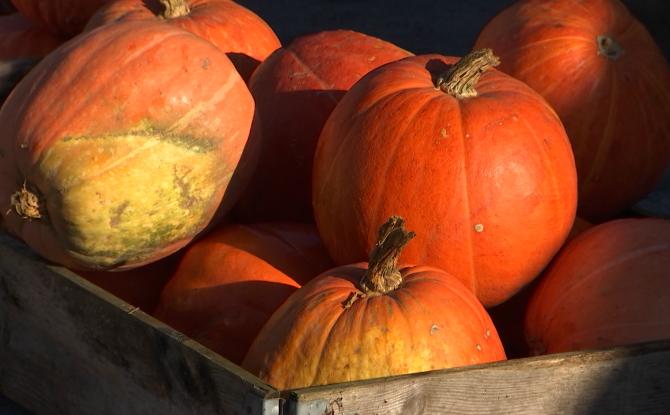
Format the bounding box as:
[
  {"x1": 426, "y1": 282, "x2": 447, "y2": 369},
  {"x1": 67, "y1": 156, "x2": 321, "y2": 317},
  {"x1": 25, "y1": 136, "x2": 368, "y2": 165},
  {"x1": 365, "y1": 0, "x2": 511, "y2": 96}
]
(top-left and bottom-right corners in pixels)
[{"x1": 1, "y1": 0, "x2": 669, "y2": 390}]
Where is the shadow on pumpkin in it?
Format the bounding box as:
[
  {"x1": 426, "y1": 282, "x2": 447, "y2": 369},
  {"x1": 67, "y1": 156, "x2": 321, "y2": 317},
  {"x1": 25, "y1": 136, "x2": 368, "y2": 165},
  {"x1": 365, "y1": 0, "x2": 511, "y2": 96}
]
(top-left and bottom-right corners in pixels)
[
  {"x1": 233, "y1": 88, "x2": 347, "y2": 224},
  {"x1": 153, "y1": 280, "x2": 299, "y2": 365}
]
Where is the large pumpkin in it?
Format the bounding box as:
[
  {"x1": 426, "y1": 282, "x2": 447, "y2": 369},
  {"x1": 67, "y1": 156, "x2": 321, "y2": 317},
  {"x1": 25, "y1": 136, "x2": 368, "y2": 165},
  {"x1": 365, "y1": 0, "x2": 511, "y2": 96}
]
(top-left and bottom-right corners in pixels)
[
  {"x1": 312, "y1": 50, "x2": 578, "y2": 307},
  {"x1": 10, "y1": 0, "x2": 109, "y2": 36},
  {"x1": 473, "y1": 0, "x2": 670, "y2": 222},
  {"x1": 0, "y1": 21, "x2": 255, "y2": 271},
  {"x1": 234, "y1": 30, "x2": 412, "y2": 222},
  {"x1": 525, "y1": 218, "x2": 670, "y2": 355},
  {"x1": 242, "y1": 217, "x2": 505, "y2": 389},
  {"x1": 153, "y1": 222, "x2": 333, "y2": 364},
  {"x1": 85, "y1": 0, "x2": 281, "y2": 82}
]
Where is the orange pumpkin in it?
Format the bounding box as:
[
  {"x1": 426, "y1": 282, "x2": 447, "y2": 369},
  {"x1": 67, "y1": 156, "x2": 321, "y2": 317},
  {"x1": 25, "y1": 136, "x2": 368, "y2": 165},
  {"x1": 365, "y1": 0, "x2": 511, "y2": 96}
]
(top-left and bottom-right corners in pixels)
[
  {"x1": 312, "y1": 50, "x2": 578, "y2": 307},
  {"x1": 77, "y1": 251, "x2": 181, "y2": 312},
  {"x1": 474, "y1": 0, "x2": 670, "y2": 222},
  {"x1": 242, "y1": 217, "x2": 505, "y2": 389},
  {"x1": 488, "y1": 216, "x2": 593, "y2": 358},
  {"x1": 154, "y1": 222, "x2": 333, "y2": 364},
  {"x1": 234, "y1": 30, "x2": 412, "y2": 222},
  {"x1": 85, "y1": 0, "x2": 281, "y2": 82},
  {"x1": 10, "y1": 0, "x2": 109, "y2": 36},
  {"x1": 525, "y1": 218, "x2": 670, "y2": 354},
  {"x1": 0, "y1": 13, "x2": 66, "y2": 60},
  {"x1": 0, "y1": 21, "x2": 255, "y2": 271}
]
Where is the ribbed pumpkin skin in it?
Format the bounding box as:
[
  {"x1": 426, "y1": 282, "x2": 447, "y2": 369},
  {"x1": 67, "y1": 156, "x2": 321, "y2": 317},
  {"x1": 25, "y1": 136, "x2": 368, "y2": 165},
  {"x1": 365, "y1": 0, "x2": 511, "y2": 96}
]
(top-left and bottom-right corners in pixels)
[
  {"x1": 242, "y1": 264, "x2": 505, "y2": 389},
  {"x1": 313, "y1": 54, "x2": 577, "y2": 307},
  {"x1": 234, "y1": 30, "x2": 412, "y2": 222},
  {"x1": 85, "y1": 0, "x2": 281, "y2": 82},
  {"x1": 0, "y1": 13, "x2": 66, "y2": 60},
  {"x1": 154, "y1": 222, "x2": 333, "y2": 364},
  {"x1": 10, "y1": 0, "x2": 109, "y2": 36},
  {"x1": 525, "y1": 218, "x2": 670, "y2": 355},
  {"x1": 473, "y1": 0, "x2": 670, "y2": 222},
  {"x1": 0, "y1": 21, "x2": 255, "y2": 270}
]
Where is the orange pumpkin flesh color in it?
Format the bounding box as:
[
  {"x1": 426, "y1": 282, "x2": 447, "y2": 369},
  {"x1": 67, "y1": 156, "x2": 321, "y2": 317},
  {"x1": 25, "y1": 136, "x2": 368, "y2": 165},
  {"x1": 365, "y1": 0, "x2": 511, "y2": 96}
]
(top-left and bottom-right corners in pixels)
[
  {"x1": 85, "y1": 0, "x2": 281, "y2": 82},
  {"x1": 525, "y1": 218, "x2": 670, "y2": 355},
  {"x1": 0, "y1": 21, "x2": 255, "y2": 271},
  {"x1": 242, "y1": 216, "x2": 505, "y2": 390},
  {"x1": 473, "y1": 0, "x2": 670, "y2": 222},
  {"x1": 10, "y1": 0, "x2": 109, "y2": 36},
  {"x1": 154, "y1": 222, "x2": 333, "y2": 364},
  {"x1": 312, "y1": 49, "x2": 577, "y2": 307},
  {"x1": 234, "y1": 30, "x2": 412, "y2": 222}
]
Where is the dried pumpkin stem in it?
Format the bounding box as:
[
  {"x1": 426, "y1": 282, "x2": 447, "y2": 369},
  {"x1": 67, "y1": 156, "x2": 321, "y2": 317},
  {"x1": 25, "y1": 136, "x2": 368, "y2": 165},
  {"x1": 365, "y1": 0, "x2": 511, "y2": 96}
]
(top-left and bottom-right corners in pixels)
[
  {"x1": 597, "y1": 35, "x2": 624, "y2": 60},
  {"x1": 359, "y1": 216, "x2": 415, "y2": 295},
  {"x1": 159, "y1": 0, "x2": 190, "y2": 19},
  {"x1": 9, "y1": 183, "x2": 43, "y2": 220},
  {"x1": 436, "y1": 48, "x2": 500, "y2": 99}
]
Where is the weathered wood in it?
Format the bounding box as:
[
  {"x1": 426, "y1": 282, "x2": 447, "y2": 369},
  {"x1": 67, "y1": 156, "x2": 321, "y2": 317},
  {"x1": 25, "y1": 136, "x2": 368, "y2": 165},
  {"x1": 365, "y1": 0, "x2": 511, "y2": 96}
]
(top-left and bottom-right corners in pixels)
[
  {"x1": 0, "y1": 233, "x2": 279, "y2": 415},
  {"x1": 284, "y1": 340, "x2": 670, "y2": 415}
]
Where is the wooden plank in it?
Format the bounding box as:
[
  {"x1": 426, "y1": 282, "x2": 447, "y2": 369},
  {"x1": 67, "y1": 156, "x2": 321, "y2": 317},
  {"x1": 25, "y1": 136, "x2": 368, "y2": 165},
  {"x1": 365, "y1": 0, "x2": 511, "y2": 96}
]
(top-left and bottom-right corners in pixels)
[
  {"x1": 0, "y1": 233, "x2": 280, "y2": 415},
  {"x1": 284, "y1": 340, "x2": 670, "y2": 415}
]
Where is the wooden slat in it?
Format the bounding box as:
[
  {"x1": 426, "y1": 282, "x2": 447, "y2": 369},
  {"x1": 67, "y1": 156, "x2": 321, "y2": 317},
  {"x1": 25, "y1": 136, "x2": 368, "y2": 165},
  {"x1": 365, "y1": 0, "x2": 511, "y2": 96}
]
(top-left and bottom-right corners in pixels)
[
  {"x1": 284, "y1": 340, "x2": 670, "y2": 415},
  {"x1": 0, "y1": 233, "x2": 280, "y2": 415}
]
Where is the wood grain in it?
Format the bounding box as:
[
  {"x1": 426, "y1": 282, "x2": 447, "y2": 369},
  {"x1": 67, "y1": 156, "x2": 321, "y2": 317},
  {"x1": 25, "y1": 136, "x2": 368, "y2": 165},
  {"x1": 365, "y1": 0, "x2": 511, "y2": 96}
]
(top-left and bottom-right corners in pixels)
[
  {"x1": 0, "y1": 233, "x2": 279, "y2": 415},
  {"x1": 284, "y1": 340, "x2": 670, "y2": 415}
]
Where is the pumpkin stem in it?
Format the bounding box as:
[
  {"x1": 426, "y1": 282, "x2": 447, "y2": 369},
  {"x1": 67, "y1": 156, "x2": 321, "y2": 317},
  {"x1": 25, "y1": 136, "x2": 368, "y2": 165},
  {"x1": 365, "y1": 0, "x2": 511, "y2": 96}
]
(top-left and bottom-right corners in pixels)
[
  {"x1": 158, "y1": 0, "x2": 190, "y2": 19},
  {"x1": 436, "y1": 48, "x2": 500, "y2": 99},
  {"x1": 9, "y1": 183, "x2": 43, "y2": 220},
  {"x1": 597, "y1": 35, "x2": 624, "y2": 60},
  {"x1": 359, "y1": 216, "x2": 415, "y2": 295}
]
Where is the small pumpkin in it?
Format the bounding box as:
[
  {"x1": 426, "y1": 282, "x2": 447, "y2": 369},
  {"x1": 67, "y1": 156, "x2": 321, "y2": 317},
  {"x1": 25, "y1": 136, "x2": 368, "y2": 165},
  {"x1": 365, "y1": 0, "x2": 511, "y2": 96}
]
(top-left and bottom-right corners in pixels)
[
  {"x1": 312, "y1": 49, "x2": 578, "y2": 307},
  {"x1": 525, "y1": 218, "x2": 670, "y2": 354},
  {"x1": 242, "y1": 217, "x2": 505, "y2": 389},
  {"x1": 153, "y1": 222, "x2": 333, "y2": 364},
  {"x1": 234, "y1": 30, "x2": 412, "y2": 222},
  {"x1": 10, "y1": 0, "x2": 109, "y2": 36},
  {"x1": 85, "y1": 0, "x2": 281, "y2": 82},
  {"x1": 473, "y1": 0, "x2": 670, "y2": 222},
  {"x1": 0, "y1": 21, "x2": 256, "y2": 270}
]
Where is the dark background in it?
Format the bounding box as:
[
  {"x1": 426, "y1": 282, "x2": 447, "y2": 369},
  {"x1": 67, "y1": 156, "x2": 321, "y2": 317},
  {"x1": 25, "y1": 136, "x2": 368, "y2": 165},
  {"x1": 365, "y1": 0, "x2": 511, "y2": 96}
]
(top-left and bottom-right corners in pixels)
[{"x1": 1, "y1": 1, "x2": 669, "y2": 413}]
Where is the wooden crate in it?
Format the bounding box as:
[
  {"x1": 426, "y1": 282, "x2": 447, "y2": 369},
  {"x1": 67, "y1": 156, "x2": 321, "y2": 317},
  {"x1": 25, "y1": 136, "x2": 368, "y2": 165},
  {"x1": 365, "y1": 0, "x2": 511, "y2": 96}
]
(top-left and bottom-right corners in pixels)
[{"x1": 2, "y1": 232, "x2": 670, "y2": 415}]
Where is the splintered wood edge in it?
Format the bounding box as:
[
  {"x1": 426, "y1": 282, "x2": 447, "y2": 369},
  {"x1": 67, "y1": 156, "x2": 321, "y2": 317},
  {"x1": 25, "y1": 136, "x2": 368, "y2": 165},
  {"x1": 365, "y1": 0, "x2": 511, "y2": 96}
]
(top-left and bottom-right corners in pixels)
[
  {"x1": 283, "y1": 338, "x2": 670, "y2": 414},
  {"x1": 0, "y1": 232, "x2": 280, "y2": 415}
]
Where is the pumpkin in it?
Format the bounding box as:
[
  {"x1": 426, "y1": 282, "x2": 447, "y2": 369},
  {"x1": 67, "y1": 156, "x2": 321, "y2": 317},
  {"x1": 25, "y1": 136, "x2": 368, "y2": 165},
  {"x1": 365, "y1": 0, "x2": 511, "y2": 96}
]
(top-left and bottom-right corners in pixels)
[
  {"x1": 488, "y1": 216, "x2": 592, "y2": 358},
  {"x1": 153, "y1": 222, "x2": 333, "y2": 364},
  {"x1": 10, "y1": 0, "x2": 109, "y2": 36},
  {"x1": 85, "y1": 0, "x2": 281, "y2": 82},
  {"x1": 0, "y1": 13, "x2": 66, "y2": 60},
  {"x1": 312, "y1": 49, "x2": 578, "y2": 307},
  {"x1": 0, "y1": 13, "x2": 66, "y2": 103},
  {"x1": 525, "y1": 217, "x2": 670, "y2": 355},
  {"x1": 0, "y1": 1, "x2": 15, "y2": 14},
  {"x1": 242, "y1": 217, "x2": 505, "y2": 389},
  {"x1": 473, "y1": 0, "x2": 670, "y2": 222},
  {"x1": 78, "y1": 251, "x2": 182, "y2": 312},
  {"x1": 0, "y1": 21, "x2": 256, "y2": 271},
  {"x1": 234, "y1": 30, "x2": 412, "y2": 222}
]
